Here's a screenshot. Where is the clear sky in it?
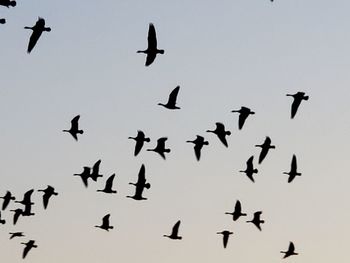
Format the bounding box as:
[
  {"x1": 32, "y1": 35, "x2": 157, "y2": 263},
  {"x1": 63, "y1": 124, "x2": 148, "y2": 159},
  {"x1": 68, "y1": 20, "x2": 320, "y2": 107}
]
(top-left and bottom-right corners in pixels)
[{"x1": 0, "y1": 0, "x2": 349, "y2": 262}]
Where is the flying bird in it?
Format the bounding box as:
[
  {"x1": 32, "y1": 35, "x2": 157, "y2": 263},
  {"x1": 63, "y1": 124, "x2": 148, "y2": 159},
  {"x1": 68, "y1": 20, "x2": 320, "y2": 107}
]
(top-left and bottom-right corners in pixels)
[
  {"x1": 21, "y1": 240, "x2": 37, "y2": 259},
  {"x1": 24, "y1": 17, "x2": 51, "y2": 53},
  {"x1": 283, "y1": 155, "x2": 301, "y2": 183},
  {"x1": 158, "y1": 86, "x2": 181, "y2": 110},
  {"x1": 206, "y1": 122, "x2": 231, "y2": 147},
  {"x1": 0, "y1": 0, "x2": 16, "y2": 8},
  {"x1": 95, "y1": 214, "x2": 113, "y2": 231},
  {"x1": 63, "y1": 115, "x2": 84, "y2": 141},
  {"x1": 286, "y1": 92, "x2": 309, "y2": 119},
  {"x1": 128, "y1": 130, "x2": 150, "y2": 156},
  {"x1": 15, "y1": 189, "x2": 34, "y2": 207},
  {"x1": 97, "y1": 174, "x2": 117, "y2": 194},
  {"x1": 137, "y1": 23, "x2": 164, "y2": 66},
  {"x1": 163, "y1": 220, "x2": 182, "y2": 240},
  {"x1": 9, "y1": 232, "x2": 25, "y2": 239},
  {"x1": 0, "y1": 211, "x2": 5, "y2": 224},
  {"x1": 127, "y1": 164, "x2": 150, "y2": 200},
  {"x1": 37, "y1": 185, "x2": 58, "y2": 209},
  {"x1": 217, "y1": 230, "x2": 233, "y2": 248},
  {"x1": 90, "y1": 159, "x2": 103, "y2": 181},
  {"x1": 225, "y1": 200, "x2": 247, "y2": 221},
  {"x1": 10, "y1": 208, "x2": 23, "y2": 225},
  {"x1": 186, "y1": 135, "x2": 209, "y2": 161},
  {"x1": 22, "y1": 203, "x2": 35, "y2": 217},
  {"x1": 255, "y1": 136, "x2": 275, "y2": 164},
  {"x1": 247, "y1": 211, "x2": 264, "y2": 231},
  {"x1": 0, "y1": 191, "x2": 15, "y2": 210},
  {"x1": 74, "y1": 167, "x2": 91, "y2": 187},
  {"x1": 231, "y1": 106, "x2": 255, "y2": 130},
  {"x1": 281, "y1": 242, "x2": 298, "y2": 258},
  {"x1": 239, "y1": 156, "x2": 258, "y2": 183},
  {"x1": 147, "y1": 137, "x2": 171, "y2": 159}
]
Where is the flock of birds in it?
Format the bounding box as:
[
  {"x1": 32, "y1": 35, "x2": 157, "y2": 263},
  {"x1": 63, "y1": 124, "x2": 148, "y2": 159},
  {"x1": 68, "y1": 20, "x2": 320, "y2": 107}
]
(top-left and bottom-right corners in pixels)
[{"x1": 1, "y1": 2, "x2": 310, "y2": 261}]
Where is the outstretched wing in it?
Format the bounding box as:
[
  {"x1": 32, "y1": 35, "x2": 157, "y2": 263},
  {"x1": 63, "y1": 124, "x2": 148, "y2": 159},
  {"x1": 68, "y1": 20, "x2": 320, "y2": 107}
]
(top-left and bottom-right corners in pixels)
[
  {"x1": 137, "y1": 164, "x2": 146, "y2": 185},
  {"x1": 172, "y1": 220, "x2": 181, "y2": 235},
  {"x1": 27, "y1": 30, "x2": 43, "y2": 53},
  {"x1": 71, "y1": 115, "x2": 80, "y2": 130},
  {"x1": 145, "y1": 53, "x2": 156, "y2": 66},
  {"x1": 105, "y1": 174, "x2": 115, "y2": 190},
  {"x1": 167, "y1": 86, "x2": 180, "y2": 105},
  {"x1": 291, "y1": 155, "x2": 297, "y2": 172},
  {"x1": 238, "y1": 112, "x2": 248, "y2": 130},
  {"x1": 223, "y1": 233, "x2": 229, "y2": 248},
  {"x1": 235, "y1": 200, "x2": 242, "y2": 214},
  {"x1": 147, "y1": 23, "x2": 157, "y2": 50},
  {"x1": 22, "y1": 245, "x2": 31, "y2": 259},
  {"x1": 291, "y1": 99, "x2": 302, "y2": 119},
  {"x1": 193, "y1": 144, "x2": 202, "y2": 161}
]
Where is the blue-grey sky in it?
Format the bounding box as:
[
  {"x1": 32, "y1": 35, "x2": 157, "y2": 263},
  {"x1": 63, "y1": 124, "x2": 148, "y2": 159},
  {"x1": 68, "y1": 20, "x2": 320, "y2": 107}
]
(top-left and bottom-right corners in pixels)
[{"x1": 0, "y1": 0, "x2": 349, "y2": 262}]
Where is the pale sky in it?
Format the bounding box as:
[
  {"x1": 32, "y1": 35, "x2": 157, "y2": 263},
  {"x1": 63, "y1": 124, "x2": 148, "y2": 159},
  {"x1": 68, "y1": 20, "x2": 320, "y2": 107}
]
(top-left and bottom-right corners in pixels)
[{"x1": 0, "y1": 0, "x2": 349, "y2": 262}]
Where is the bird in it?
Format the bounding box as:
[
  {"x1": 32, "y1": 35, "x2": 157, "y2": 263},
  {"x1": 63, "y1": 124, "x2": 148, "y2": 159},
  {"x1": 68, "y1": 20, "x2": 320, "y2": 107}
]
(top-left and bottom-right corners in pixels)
[
  {"x1": 21, "y1": 240, "x2": 37, "y2": 259},
  {"x1": 127, "y1": 164, "x2": 150, "y2": 200},
  {"x1": 9, "y1": 232, "x2": 25, "y2": 239},
  {"x1": 73, "y1": 167, "x2": 91, "y2": 187},
  {"x1": 231, "y1": 106, "x2": 255, "y2": 130},
  {"x1": 158, "y1": 86, "x2": 181, "y2": 110},
  {"x1": 137, "y1": 23, "x2": 164, "y2": 66},
  {"x1": 217, "y1": 230, "x2": 233, "y2": 248},
  {"x1": 163, "y1": 220, "x2": 182, "y2": 240},
  {"x1": 0, "y1": 0, "x2": 16, "y2": 8},
  {"x1": 97, "y1": 174, "x2": 117, "y2": 194},
  {"x1": 10, "y1": 208, "x2": 23, "y2": 225},
  {"x1": 147, "y1": 137, "x2": 171, "y2": 159},
  {"x1": 255, "y1": 136, "x2": 275, "y2": 164},
  {"x1": 286, "y1": 92, "x2": 309, "y2": 119},
  {"x1": 22, "y1": 203, "x2": 35, "y2": 217},
  {"x1": 95, "y1": 214, "x2": 113, "y2": 231},
  {"x1": 225, "y1": 200, "x2": 247, "y2": 221},
  {"x1": 247, "y1": 211, "x2": 264, "y2": 231},
  {"x1": 0, "y1": 191, "x2": 16, "y2": 210},
  {"x1": 24, "y1": 17, "x2": 51, "y2": 53},
  {"x1": 37, "y1": 185, "x2": 58, "y2": 209},
  {"x1": 90, "y1": 159, "x2": 103, "y2": 181},
  {"x1": 281, "y1": 242, "x2": 298, "y2": 258},
  {"x1": 239, "y1": 156, "x2": 258, "y2": 183},
  {"x1": 186, "y1": 135, "x2": 209, "y2": 161},
  {"x1": 0, "y1": 18, "x2": 6, "y2": 24},
  {"x1": 63, "y1": 115, "x2": 83, "y2": 141},
  {"x1": 283, "y1": 154, "x2": 301, "y2": 183},
  {"x1": 0, "y1": 211, "x2": 5, "y2": 224},
  {"x1": 206, "y1": 122, "x2": 231, "y2": 147},
  {"x1": 128, "y1": 130, "x2": 150, "y2": 156},
  {"x1": 15, "y1": 189, "x2": 34, "y2": 207}
]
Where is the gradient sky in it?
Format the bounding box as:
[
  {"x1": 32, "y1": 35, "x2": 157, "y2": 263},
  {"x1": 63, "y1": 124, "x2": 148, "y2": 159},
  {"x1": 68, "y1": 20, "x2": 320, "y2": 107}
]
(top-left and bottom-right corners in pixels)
[{"x1": 0, "y1": 0, "x2": 349, "y2": 262}]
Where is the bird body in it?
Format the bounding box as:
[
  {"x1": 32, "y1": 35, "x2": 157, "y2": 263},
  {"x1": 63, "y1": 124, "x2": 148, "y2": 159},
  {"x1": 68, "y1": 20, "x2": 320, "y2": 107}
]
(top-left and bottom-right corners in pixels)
[
  {"x1": 158, "y1": 86, "x2": 181, "y2": 110},
  {"x1": 281, "y1": 242, "x2": 298, "y2": 258},
  {"x1": 95, "y1": 214, "x2": 113, "y2": 231},
  {"x1": 231, "y1": 106, "x2": 255, "y2": 130},
  {"x1": 239, "y1": 156, "x2": 258, "y2": 182},
  {"x1": 137, "y1": 23, "x2": 164, "y2": 66},
  {"x1": 0, "y1": 0, "x2": 16, "y2": 8},
  {"x1": 128, "y1": 130, "x2": 150, "y2": 156},
  {"x1": 24, "y1": 17, "x2": 51, "y2": 53},
  {"x1": 0, "y1": 191, "x2": 15, "y2": 210},
  {"x1": 286, "y1": 92, "x2": 309, "y2": 119},
  {"x1": 255, "y1": 136, "x2": 275, "y2": 164},
  {"x1": 38, "y1": 185, "x2": 58, "y2": 209},
  {"x1": 164, "y1": 220, "x2": 182, "y2": 240},
  {"x1": 97, "y1": 174, "x2": 117, "y2": 194},
  {"x1": 225, "y1": 200, "x2": 247, "y2": 221},
  {"x1": 9, "y1": 232, "x2": 25, "y2": 239},
  {"x1": 206, "y1": 122, "x2": 231, "y2": 147},
  {"x1": 217, "y1": 230, "x2": 233, "y2": 248},
  {"x1": 21, "y1": 240, "x2": 37, "y2": 259},
  {"x1": 147, "y1": 137, "x2": 171, "y2": 159},
  {"x1": 15, "y1": 189, "x2": 34, "y2": 207},
  {"x1": 63, "y1": 115, "x2": 83, "y2": 141},
  {"x1": 247, "y1": 211, "x2": 264, "y2": 231},
  {"x1": 186, "y1": 135, "x2": 209, "y2": 161},
  {"x1": 283, "y1": 155, "x2": 301, "y2": 183}
]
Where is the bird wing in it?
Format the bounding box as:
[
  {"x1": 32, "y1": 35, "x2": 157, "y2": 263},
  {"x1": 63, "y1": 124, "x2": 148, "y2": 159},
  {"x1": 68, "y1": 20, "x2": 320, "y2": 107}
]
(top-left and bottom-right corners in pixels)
[
  {"x1": 134, "y1": 140, "x2": 143, "y2": 156},
  {"x1": 258, "y1": 147, "x2": 268, "y2": 164},
  {"x1": 246, "y1": 156, "x2": 254, "y2": 170},
  {"x1": 147, "y1": 23, "x2": 157, "y2": 50},
  {"x1": 71, "y1": 115, "x2": 80, "y2": 130},
  {"x1": 291, "y1": 155, "x2": 297, "y2": 172},
  {"x1": 223, "y1": 233, "x2": 229, "y2": 248},
  {"x1": 92, "y1": 160, "x2": 101, "y2": 175},
  {"x1": 238, "y1": 112, "x2": 248, "y2": 130},
  {"x1": 13, "y1": 210, "x2": 22, "y2": 225},
  {"x1": 235, "y1": 200, "x2": 242, "y2": 214},
  {"x1": 2, "y1": 197, "x2": 10, "y2": 210},
  {"x1": 145, "y1": 52, "x2": 156, "y2": 66},
  {"x1": 22, "y1": 244, "x2": 31, "y2": 259},
  {"x1": 193, "y1": 144, "x2": 202, "y2": 161},
  {"x1": 105, "y1": 174, "x2": 115, "y2": 190},
  {"x1": 134, "y1": 184, "x2": 145, "y2": 199},
  {"x1": 23, "y1": 189, "x2": 34, "y2": 204},
  {"x1": 289, "y1": 242, "x2": 295, "y2": 252},
  {"x1": 42, "y1": 193, "x2": 49, "y2": 209},
  {"x1": 288, "y1": 174, "x2": 296, "y2": 183},
  {"x1": 137, "y1": 164, "x2": 146, "y2": 185},
  {"x1": 167, "y1": 86, "x2": 180, "y2": 106},
  {"x1": 27, "y1": 30, "x2": 43, "y2": 53},
  {"x1": 172, "y1": 220, "x2": 181, "y2": 235},
  {"x1": 102, "y1": 214, "x2": 110, "y2": 226},
  {"x1": 291, "y1": 99, "x2": 302, "y2": 119},
  {"x1": 218, "y1": 134, "x2": 228, "y2": 147}
]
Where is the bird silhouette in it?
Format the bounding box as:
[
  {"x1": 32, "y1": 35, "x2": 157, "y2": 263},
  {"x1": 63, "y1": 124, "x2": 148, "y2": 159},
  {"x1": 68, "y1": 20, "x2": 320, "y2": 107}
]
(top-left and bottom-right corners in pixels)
[
  {"x1": 63, "y1": 115, "x2": 83, "y2": 141},
  {"x1": 74, "y1": 167, "x2": 91, "y2": 187},
  {"x1": 9, "y1": 232, "x2": 25, "y2": 239},
  {"x1": 97, "y1": 174, "x2": 117, "y2": 194},
  {"x1": 95, "y1": 214, "x2": 113, "y2": 231},
  {"x1": 158, "y1": 86, "x2": 181, "y2": 110},
  {"x1": 127, "y1": 164, "x2": 150, "y2": 200},
  {"x1": 0, "y1": 191, "x2": 15, "y2": 210},
  {"x1": 206, "y1": 122, "x2": 231, "y2": 147},
  {"x1": 163, "y1": 220, "x2": 182, "y2": 240},
  {"x1": 283, "y1": 154, "x2": 301, "y2": 183},
  {"x1": 239, "y1": 156, "x2": 258, "y2": 183},
  {"x1": 147, "y1": 137, "x2": 171, "y2": 159},
  {"x1": 15, "y1": 189, "x2": 34, "y2": 207},
  {"x1": 137, "y1": 23, "x2": 164, "y2": 66},
  {"x1": 22, "y1": 203, "x2": 35, "y2": 217},
  {"x1": 24, "y1": 17, "x2": 51, "y2": 53},
  {"x1": 231, "y1": 106, "x2": 255, "y2": 130},
  {"x1": 247, "y1": 211, "x2": 264, "y2": 231},
  {"x1": 21, "y1": 240, "x2": 37, "y2": 259},
  {"x1": 186, "y1": 135, "x2": 209, "y2": 161},
  {"x1": 255, "y1": 136, "x2": 275, "y2": 164},
  {"x1": 0, "y1": 0, "x2": 16, "y2": 8},
  {"x1": 10, "y1": 208, "x2": 23, "y2": 225},
  {"x1": 225, "y1": 200, "x2": 247, "y2": 221},
  {"x1": 128, "y1": 130, "x2": 150, "y2": 156},
  {"x1": 281, "y1": 242, "x2": 298, "y2": 258},
  {"x1": 286, "y1": 92, "x2": 309, "y2": 119},
  {"x1": 0, "y1": 18, "x2": 6, "y2": 24},
  {"x1": 90, "y1": 159, "x2": 103, "y2": 181},
  {"x1": 217, "y1": 230, "x2": 233, "y2": 248},
  {"x1": 0, "y1": 211, "x2": 5, "y2": 224},
  {"x1": 37, "y1": 185, "x2": 58, "y2": 209}
]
